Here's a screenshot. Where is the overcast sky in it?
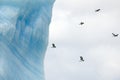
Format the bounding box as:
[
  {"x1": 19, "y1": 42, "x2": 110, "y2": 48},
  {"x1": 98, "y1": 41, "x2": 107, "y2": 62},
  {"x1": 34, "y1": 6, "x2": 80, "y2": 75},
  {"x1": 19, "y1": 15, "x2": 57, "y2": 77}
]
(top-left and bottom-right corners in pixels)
[{"x1": 45, "y1": 0, "x2": 120, "y2": 80}]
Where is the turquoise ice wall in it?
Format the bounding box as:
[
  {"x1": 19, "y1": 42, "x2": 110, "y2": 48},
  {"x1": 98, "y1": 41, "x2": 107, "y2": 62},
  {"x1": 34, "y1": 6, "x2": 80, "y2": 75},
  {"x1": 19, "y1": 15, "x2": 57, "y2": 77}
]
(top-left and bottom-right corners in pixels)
[{"x1": 0, "y1": 0, "x2": 55, "y2": 80}]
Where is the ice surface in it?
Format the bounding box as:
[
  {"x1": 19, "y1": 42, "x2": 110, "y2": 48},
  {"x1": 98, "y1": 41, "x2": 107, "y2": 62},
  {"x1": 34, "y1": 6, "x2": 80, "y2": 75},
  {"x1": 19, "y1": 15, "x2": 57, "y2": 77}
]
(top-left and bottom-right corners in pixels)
[{"x1": 0, "y1": 0, "x2": 55, "y2": 80}]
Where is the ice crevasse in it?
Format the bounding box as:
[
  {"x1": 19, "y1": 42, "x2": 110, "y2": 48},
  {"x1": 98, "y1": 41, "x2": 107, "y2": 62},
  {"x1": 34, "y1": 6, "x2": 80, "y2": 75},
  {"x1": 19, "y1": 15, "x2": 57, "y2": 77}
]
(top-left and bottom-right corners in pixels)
[{"x1": 0, "y1": 0, "x2": 55, "y2": 80}]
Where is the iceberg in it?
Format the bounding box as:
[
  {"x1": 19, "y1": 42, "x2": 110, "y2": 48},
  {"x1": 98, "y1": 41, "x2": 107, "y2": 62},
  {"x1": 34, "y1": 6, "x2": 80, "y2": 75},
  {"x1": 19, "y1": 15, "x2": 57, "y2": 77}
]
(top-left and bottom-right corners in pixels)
[{"x1": 0, "y1": 0, "x2": 55, "y2": 80}]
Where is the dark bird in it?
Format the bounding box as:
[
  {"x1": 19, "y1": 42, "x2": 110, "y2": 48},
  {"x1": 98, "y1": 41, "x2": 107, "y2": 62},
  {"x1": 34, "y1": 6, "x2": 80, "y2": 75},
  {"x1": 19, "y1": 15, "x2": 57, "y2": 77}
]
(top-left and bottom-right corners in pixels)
[
  {"x1": 52, "y1": 43, "x2": 56, "y2": 48},
  {"x1": 95, "y1": 9, "x2": 101, "y2": 12},
  {"x1": 112, "y1": 33, "x2": 119, "y2": 37},
  {"x1": 79, "y1": 22, "x2": 84, "y2": 25},
  {"x1": 80, "y1": 56, "x2": 84, "y2": 62}
]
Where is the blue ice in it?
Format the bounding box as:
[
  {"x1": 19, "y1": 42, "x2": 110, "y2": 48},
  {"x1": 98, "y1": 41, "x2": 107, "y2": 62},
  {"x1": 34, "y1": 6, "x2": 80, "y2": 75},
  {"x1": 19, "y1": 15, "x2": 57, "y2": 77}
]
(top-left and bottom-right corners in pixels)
[{"x1": 0, "y1": 0, "x2": 55, "y2": 80}]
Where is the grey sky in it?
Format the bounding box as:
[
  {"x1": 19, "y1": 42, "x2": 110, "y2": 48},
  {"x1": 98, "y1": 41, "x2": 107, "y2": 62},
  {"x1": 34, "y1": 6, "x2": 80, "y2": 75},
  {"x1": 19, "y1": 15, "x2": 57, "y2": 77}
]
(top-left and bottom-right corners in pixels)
[{"x1": 45, "y1": 0, "x2": 120, "y2": 80}]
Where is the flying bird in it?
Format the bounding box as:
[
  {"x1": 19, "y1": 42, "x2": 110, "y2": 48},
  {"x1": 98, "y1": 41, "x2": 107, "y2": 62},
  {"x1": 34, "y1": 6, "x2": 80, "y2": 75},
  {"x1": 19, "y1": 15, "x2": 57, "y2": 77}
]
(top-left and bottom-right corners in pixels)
[
  {"x1": 52, "y1": 43, "x2": 56, "y2": 48},
  {"x1": 80, "y1": 56, "x2": 84, "y2": 62},
  {"x1": 112, "y1": 33, "x2": 119, "y2": 37},
  {"x1": 79, "y1": 22, "x2": 84, "y2": 25},
  {"x1": 95, "y1": 9, "x2": 101, "y2": 12}
]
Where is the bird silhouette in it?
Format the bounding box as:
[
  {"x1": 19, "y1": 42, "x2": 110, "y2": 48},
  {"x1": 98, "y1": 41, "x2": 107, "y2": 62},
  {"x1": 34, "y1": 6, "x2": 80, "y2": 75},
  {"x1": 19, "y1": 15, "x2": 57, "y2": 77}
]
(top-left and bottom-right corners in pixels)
[
  {"x1": 52, "y1": 43, "x2": 56, "y2": 48},
  {"x1": 80, "y1": 56, "x2": 84, "y2": 62},
  {"x1": 79, "y1": 22, "x2": 84, "y2": 25},
  {"x1": 112, "y1": 33, "x2": 119, "y2": 37},
  {"x1": 95, "y1": 9, "x2": 100, "y2": 12}
]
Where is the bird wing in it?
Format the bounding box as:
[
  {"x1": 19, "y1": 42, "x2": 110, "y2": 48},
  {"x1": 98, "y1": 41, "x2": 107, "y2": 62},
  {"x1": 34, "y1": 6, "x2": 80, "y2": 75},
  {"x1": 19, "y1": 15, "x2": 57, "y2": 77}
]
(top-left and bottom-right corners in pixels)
[{"x1": 80, "y1": 56, "x2": 83, "y2": 60}]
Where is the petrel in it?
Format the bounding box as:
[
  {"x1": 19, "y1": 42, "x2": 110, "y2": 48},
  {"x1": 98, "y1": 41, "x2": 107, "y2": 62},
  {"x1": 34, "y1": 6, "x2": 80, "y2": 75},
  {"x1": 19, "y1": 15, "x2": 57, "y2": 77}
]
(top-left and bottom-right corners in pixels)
[
  {"x1": 80, "y1": 56, "x2": 84, "y2": 62},
  {"x1": 52, "y1": 43, "x2": 56, "y2": 48},
  {"x1": 79, "y1": 22, "x2": 84, "y2": 25},
  {"x1": 112, "y1": 33, "x2": 119, "y2": 37},
  {"x1": 95, "y1": 9, "x2": 101, "y2": 12}
]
